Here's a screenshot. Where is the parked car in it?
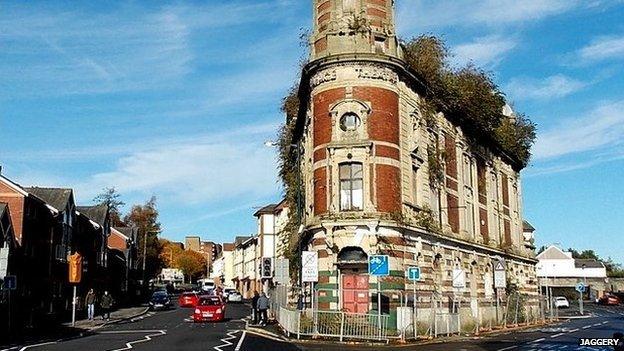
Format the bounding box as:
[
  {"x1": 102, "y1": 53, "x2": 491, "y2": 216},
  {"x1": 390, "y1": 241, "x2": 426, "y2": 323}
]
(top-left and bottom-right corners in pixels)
[
  {"x1": 223, "y1": 288, "x2": 236, "y2": 297},
  {"x1": 178, "y1": 292, "x2": 199, "y2": 307},
  {"x1": 149, "y1": 291, "x2": 173, "y2": 310},
  {"x1": 193, "y1": 296, "x2": 226, "y2": 323},
  {"x1": 554, "y1": 296, "x2": 570, "y2": 308},
  {"x1": 227, "y1": 291, "x2": 243, "y2": 303},
  {"x1": 598, "y1": 294, "x2": 621, "y2": 305}
]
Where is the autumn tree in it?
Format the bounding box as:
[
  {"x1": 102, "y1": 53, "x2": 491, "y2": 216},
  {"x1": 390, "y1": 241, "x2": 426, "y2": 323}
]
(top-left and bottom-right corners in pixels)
[
  {"x1": 124, "y1": 196, "x2": 163, "y2": 283},
  {"x1": 160, "y1": 239, "x2": 184, "y2": 268},
  {"x1": 175, "y1": 250, "x2": 207, "y2": 283},
  {"x1": 94, "y1": 187, "x2": 126, "y2": 226}
]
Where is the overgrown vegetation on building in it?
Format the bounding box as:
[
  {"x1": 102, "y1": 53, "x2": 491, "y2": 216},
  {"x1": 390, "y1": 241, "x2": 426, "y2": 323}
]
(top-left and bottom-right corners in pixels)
[{"x1": 404, "y1": 35, "x2": 536, "y2": 168}]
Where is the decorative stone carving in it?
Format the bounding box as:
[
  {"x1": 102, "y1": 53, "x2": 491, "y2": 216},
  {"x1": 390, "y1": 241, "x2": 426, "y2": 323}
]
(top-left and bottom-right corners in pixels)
[
  {"x1": 356, "y1": 65, "x2": 398, "y2": 84},
  {"x1": 310, "y1": 69, "x2": 337, "y2": 89}
]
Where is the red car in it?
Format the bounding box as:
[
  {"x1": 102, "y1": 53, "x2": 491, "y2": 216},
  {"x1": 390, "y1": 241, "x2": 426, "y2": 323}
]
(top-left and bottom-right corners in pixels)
[
  {"x1": 598, "y1": 294, "x2": 621, "y2": 305},
  {"x1": 178, "y1": 292, "x2": 199, "y2": 307},
  {"x1": 193, "y1": 296, "x2": 226, "y2": 322}
]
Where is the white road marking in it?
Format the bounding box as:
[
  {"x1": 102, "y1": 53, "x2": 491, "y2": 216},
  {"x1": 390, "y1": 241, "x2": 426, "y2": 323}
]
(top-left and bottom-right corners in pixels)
[
  {"x1": 18, "y1": 341, "x2": 57, "y2": 351},
  {"x1": 551, "y1": 333, "x2": 565, "y2": 338},
  {"x1": 568, "y1": 328, "x2": 579, "y2": 333},
  {"x1": 108, "y1": 330, "x2": 166, "y2": 351},
  {"x1": 214, "y1": 330, "x2": 240, "y2": 351},
  {"x1": 495, "y1": 346, "x2": 517, "y2": 351},
  {"x1": 582, "y1": 325, "x2": 591, "y2": 329},
  {"x1": 234, "y1": 331, "x2": 246, "y2": 351},
  {"x1": 530, "y1": 338, "x2": 545, "y2": 343}
]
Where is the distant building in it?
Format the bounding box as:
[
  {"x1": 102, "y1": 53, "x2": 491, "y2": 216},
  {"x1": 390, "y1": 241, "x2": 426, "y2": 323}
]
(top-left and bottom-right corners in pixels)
[
  {"x1": 185, "y1": 235, "x2": 221, "y2": 278},
  {"x1": 211, "y1": 243, "x2": 234, "y2": 288},
  {"x1": 536, "y1": 245, "x2": 607, "y2": 298}
]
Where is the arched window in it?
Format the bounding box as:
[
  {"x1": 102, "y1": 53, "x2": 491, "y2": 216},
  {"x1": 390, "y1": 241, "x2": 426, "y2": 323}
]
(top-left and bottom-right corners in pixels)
[{"x1": 339, "y1": 162, "x2": 363, "y2": 211}]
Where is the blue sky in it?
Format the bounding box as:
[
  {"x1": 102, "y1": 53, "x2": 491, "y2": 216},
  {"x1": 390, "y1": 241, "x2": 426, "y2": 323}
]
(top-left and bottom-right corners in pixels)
[{"x1": 1, "y1": 1, "x2": 623, "y2": 263}]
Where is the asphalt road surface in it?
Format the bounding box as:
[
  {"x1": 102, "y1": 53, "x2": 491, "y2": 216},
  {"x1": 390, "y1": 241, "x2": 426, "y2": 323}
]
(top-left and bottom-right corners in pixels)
[{"x1": 10, "y1": 301, "x2": 624, "y2": 351}]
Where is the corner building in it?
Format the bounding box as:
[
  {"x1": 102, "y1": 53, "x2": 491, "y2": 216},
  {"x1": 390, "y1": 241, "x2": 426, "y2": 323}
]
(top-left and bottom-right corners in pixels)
[{"x1": 292, "y1": 0, "x2": 539, "y2": 327}]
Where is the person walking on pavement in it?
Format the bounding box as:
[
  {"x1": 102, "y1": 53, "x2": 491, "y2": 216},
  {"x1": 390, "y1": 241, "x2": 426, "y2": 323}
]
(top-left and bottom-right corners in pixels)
[
  {"x1": 100, "y1": 291, "x2": 114, "y2": 321},
  {"x1": 251, "y1": 291, "x2": 260, "y2": 325},
  {"x1": 85, "y1": 289, "x2": 97, "y2": 321},
  {"x1": 257, "y1": 292, "x2": 270, "y2": 326}
]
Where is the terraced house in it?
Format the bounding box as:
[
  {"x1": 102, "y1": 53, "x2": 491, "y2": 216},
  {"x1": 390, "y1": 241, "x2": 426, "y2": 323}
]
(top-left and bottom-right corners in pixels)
[{"x1": 288, "y1": 0, "x2": 539, "y2": 327}]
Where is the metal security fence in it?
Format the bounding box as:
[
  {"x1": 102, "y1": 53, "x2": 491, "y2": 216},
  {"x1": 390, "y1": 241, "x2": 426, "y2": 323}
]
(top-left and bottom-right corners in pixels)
[{"x1": 269, "y1": 286, "x2": 548, "y2": 343}]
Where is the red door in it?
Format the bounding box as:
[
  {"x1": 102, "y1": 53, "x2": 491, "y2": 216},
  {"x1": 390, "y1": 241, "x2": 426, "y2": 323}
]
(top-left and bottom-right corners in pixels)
[{"x1": 342, "y1": 274, "x2": 369, "y2": 313}]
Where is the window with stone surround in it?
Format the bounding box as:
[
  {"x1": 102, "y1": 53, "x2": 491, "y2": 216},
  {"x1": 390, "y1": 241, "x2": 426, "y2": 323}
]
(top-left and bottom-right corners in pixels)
[{"x1": 339, "y1": 162, "x2": 363, "y2": 211}]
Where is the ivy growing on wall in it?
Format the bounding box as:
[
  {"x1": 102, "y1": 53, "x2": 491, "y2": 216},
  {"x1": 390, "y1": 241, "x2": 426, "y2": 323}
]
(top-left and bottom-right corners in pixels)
[{"x1": 404, "y1": 35, "x2": 537, "y2": 168}]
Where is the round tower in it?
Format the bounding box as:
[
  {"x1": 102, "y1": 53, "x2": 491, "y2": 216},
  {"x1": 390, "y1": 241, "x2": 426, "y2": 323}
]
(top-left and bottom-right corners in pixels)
[{"x1": 311, "y1": 0, "x2": 401, "y2": 60}]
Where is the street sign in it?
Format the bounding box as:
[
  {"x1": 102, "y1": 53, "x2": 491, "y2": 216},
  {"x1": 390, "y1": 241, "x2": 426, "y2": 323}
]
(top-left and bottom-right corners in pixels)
[
  {"x1": 407, "y1": 267, "x2": 421, "y2": 281},
  {"x1": 494, "y1": 259, "x2": 507, "y2": 289},
  {"x1": 0, "y1": 248, "x2": 8, "y2": 279},
  {"x1": 274, "y1": 258, "x2": 290, "y2": 285},
  {"x1": 452, "y1": 269, "x2": 466, "y2": 289},
  {"x1": 368, "y1": 255, "x2": 389, "y2": 276},
  {"x1": 301, "y1": 251, "x2": 318, "y2": 283},
  {"x1": 2, "y1": 275, "x2": 16, "y2": 290},
  {"x1": 576, "y1": 283, "x2": 586, "y2": 293}
]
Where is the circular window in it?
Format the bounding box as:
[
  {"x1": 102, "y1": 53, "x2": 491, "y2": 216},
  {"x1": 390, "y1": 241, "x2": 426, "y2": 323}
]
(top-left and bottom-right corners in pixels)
[{"x1": 340, "y1": 112, "x2": 361, "y2": 131}]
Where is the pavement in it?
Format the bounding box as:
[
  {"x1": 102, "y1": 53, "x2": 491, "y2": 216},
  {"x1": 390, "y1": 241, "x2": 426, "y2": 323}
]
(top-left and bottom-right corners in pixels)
[
  {"x1": 69, "y1": 306, "x2": 151, "y2": 330},
  {"x1": 2, "y1": 301, "x2": 623, "y2": 351}
]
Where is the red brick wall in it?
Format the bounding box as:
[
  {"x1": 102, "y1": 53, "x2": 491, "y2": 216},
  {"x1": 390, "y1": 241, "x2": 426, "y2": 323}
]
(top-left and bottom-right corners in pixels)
[
  {"x1": 314, "y1": 37, "x2": 327, "y2": 55},
  {"x1": 375, "y1": 164, "x2": 401, "y2": 213},
  {"x1": 107, "y1": 230, "x2": 127, "y2": 251},
  {"x1": 317, "y1": 12, "x2": 330, "y2": 25},
  {"x1": 366, "y1": 7, "x2": 386, "y2": 19},
  {"x1": 0, "y1": 181, "x2": 25, "y2": 243},
  {"x1": 375, "y1": 145, "x2": 400, "y2": 160},
  {"x1": 314, "y1": 167, "x2": 328, "y2": 215},
  {"x1": 501, "y1": 173, "x2": 509, "y2": 207},
  {"x1": 353, "y1": 87, "x2": 399, "y2": 145},
  {"x1": 317, "y1": 1, "x2": 331, "y2": 12},
  {"x1": 313, "y1": 148, "x2": 326, "y2": 162},
  {"x1": 447, "y1": 194, "x2": 460, "y2": 233},
  {"x1": 313, "y1": 88, "x2": 345, "y2": 147},
  {"x1": 367, "y1": 0, "x2": 387, "y2": 6}
]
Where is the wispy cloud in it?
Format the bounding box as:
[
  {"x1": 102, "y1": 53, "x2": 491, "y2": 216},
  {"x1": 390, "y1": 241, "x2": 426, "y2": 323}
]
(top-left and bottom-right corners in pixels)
[
  {"x1": 533, "y1": 100, "x2": 624, "y2": 160},
  {"x1": 452, "y1": 35, "x2": 517, "y2": 67},
  {"x1": 577, "y1": 35, "x2": 624, "y2": 62},
  {"x1": 73, "y1": 125, "x2": 281, "y2": 204},
  {"x1": 506, "y1": 75, "x2": 587, "y2": 101},
  {"x1": 397, "y1": 0, "x2": 582, "y2": 32}
]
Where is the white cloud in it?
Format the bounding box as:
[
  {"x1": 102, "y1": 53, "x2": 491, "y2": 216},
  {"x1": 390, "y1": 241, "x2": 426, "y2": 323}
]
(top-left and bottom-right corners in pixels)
[
  {"x1": 452, "y1": 35, "x2": 517, "y2": 67},
  {"x1": 533, "y1": 100, "x2": 624, "y2": 160},
  {"x1": 506, "y1": 75, "x2": 587, "y2": 100},
  {"x1": 73, "y1": 124, "x2": 281, "y2": 205},
  {"x1": 397, "y1": 0, "x2": 581, "y2": 32},
  {"x1": 577, "y1": 35, "x2": 624, "y2": 62}
]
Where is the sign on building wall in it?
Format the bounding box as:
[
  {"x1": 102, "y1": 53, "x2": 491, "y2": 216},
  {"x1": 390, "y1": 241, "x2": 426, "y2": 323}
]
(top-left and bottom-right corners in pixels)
[
  {"x1": 407, "y1": 267, "x2": 421, "y2": 281},
  {"x1": 302, "y1": 251, "x2": 318, "y2": 283},
  {"x1": 452, "y1": 269, "x2": 466, "y2": 289},
  {"x1": 494, "y1": 259, "x2": 507, "y2": 289},
  {"x1": 274, "y1": 258, "x2": 290, "y2": 285},
  {"x1": 368, "y1": 255, "x2": 390, "y2": 276}
]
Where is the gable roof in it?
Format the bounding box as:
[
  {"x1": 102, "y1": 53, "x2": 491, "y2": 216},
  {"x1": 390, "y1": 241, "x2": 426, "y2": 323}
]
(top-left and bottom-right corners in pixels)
[
  {"x1": 76, "y1": 204, "x2": 108, "y2": 226},
  {"x1": 114, "y1": 226, "x2": 137, "y2": 241},
  {"x1": 234, "y1": 236, "x2": 252, "y2": 246},
  {"x1": 537, "y1": 245, "x2": 571, "y2": 260},
  {"x1": 574, "y1": 259, "x2": 605, "y2": 269},
  {"x1": 26, "y1": 187, "x2": 73, "y2": 211},
  {"x1": 0, "y1": 175, "x2": 28, "y2": 196},
  {"x1": 523, "y1": 220, "x2": 535, "y2": 232},
  {"x1": 254, "y1": 204, "x2": 278, "y2": 217}
]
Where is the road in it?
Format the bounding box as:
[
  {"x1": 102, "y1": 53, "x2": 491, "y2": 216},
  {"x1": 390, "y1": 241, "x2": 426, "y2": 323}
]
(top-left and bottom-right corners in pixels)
[{"x1": 12, "y1": 301, "x2": 624, "y2": 351}]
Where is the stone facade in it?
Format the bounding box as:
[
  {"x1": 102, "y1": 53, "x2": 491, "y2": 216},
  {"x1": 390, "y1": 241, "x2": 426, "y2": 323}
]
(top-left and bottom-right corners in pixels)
[{"x1": 291, "y1": 0, "x2": 539, "y2": 327}]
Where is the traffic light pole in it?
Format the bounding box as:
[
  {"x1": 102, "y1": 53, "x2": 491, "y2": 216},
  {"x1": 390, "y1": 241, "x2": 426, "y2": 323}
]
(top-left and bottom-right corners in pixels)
[{"x1": 71, "y1": 285, "x2": 77, "y2": 327}]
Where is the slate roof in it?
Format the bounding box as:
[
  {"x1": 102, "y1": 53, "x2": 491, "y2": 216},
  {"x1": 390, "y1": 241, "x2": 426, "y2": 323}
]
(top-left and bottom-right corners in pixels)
[
  {"x1": 77, "y1": 204, "x2": 108, "y2": 226},
  {"x1": 234, "y1": 236, "x2": 252, "y2": 247},
  {"x1": 523, "y1": 220, "x2": 535, "y2": 232},
  {"x1": 574, "y1": 259, "x2": 605, "y2": 269},
  {"x1": 25, "y1": 187, "x2": 73, "y2": 211},
  {"x1": 254, "y1": 204, "x2": 278, "y2": 217}
]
